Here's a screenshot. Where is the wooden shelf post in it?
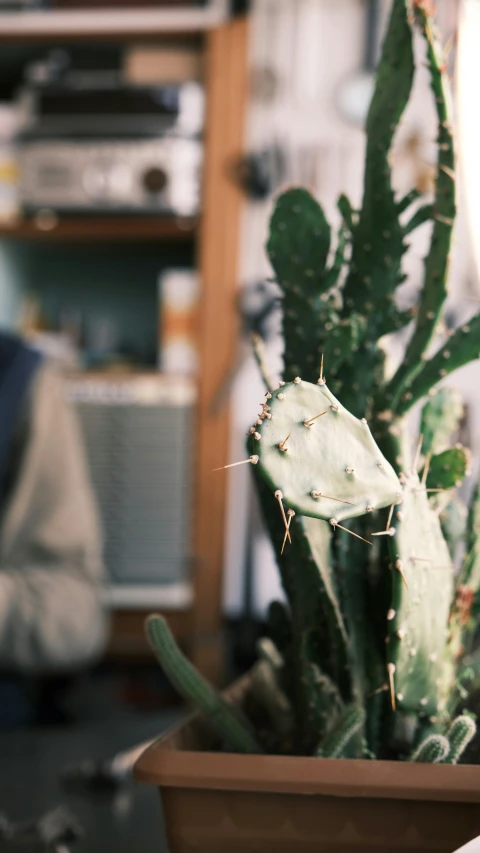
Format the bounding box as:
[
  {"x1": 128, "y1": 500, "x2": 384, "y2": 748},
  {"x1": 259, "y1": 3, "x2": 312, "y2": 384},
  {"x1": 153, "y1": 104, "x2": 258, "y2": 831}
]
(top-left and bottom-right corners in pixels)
[{"x1": 192, "y1": 15, "x2": 249, "y2": 683}]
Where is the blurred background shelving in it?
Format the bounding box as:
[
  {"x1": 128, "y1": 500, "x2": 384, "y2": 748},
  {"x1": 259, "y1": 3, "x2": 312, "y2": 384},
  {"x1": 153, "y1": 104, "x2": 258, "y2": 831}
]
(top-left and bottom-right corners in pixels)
[
  {"x1": 0, "y1": 0, "x2": 230, "y2": 42},
  {"x1": 0, "y1": 215, "x2": 197, "y2": 240},
  {"x1": 0, "y1": 0, "x2": 249, "y2": 683}
]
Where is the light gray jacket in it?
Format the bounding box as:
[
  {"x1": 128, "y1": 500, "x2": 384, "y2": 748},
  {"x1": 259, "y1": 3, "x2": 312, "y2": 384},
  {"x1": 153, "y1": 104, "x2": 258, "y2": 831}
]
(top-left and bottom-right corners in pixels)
[{"x1": 0, "y1": 362, "x2": 107, "y2": 672}]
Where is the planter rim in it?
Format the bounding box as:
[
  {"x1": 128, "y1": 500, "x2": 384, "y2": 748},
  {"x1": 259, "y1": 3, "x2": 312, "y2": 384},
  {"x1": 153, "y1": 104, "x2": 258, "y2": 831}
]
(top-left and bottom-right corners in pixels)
[{"x1": 134, "y1": 715, "x2": 480, "y2": 802}]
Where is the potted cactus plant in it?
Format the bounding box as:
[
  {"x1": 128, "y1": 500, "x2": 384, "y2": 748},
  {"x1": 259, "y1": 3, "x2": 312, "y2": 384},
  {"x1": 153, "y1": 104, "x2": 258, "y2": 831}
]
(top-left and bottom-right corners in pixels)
[{"x1": 134, "y1": 2, "x2": 480, "y2": 851}]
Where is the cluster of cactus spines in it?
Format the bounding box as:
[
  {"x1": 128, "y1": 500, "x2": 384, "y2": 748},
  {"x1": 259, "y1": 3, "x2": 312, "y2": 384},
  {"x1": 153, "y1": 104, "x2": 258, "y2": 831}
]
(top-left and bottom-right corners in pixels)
[
  {"x1": 146, "y1": 616, "x2": 261, "y2": 754},
  {"x1": 144, "y1": 0, "x2": 480, "y2": 767},
  {"x1": 248, "y1": 378, "x2": 401, "y2": 523}
]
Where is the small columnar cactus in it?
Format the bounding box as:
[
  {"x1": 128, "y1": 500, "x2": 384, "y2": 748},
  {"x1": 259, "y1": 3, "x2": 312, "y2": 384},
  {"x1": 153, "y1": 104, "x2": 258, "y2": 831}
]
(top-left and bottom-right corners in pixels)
[
  {"x1": 316, "y1": 706, "x2": 366, "y2": 759},
  {"x1": 146, "y1": 615, "x2": 261, "y2": 754},
  {"x1": 146, "y1": 0, "x2": 480, "y2": 765},
  {"x1": 409, "y1": 734, "x2": 450, "y2": 764}
]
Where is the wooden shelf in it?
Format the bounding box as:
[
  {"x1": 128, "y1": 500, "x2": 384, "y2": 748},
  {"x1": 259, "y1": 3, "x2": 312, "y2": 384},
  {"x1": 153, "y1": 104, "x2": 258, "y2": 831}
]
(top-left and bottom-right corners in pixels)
[
  {"x1": 0, "y1": 3, "x2": 229, "y2": 43},
  {"x1": 0, "y1": 215, "x2": 197, "y2": 242},
  {"x1": 0, "y1": 14, "x2": 250, "y2": 681}
]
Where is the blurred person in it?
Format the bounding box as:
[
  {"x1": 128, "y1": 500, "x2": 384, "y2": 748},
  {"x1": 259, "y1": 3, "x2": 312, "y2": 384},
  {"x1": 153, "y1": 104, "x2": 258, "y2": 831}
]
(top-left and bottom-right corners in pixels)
[{"x1": 0, "y1": 331, "x2": 107, "y2": 725}]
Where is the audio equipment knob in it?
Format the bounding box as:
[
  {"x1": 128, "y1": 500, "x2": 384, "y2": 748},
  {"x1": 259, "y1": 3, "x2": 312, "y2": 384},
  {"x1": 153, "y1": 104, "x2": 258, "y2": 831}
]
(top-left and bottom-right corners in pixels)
[{"x1": 142, "y1": 166, "x2": 168, "y2": 194}]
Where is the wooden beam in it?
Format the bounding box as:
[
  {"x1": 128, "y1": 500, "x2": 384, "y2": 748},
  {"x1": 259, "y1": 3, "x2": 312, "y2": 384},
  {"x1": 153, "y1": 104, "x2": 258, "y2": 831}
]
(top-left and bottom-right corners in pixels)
[
  {"x1": 192, "y1": 15, "x2": 249, "y2": 683},
  {"x1": 0, "y1": 217, "x2": 197, "y2": 243}
]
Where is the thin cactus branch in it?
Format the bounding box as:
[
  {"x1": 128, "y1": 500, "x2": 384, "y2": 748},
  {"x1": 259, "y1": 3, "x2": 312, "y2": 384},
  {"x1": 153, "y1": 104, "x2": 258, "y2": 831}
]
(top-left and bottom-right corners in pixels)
[
  {"x1": 146, "y1": 615, "x2": 261, "y2": 754},
  {"x1": 420, "y1": 446, "x2": 470, "y2": 491},
  {"x1": 404, "y1": 204, "x2": 434, "y2": 236},
  {"x1": 337, "y1": 194, "x2": 357, "y2": 233},
  {"x1": 397, "y1": 188, "x2": 422, "y2": 214},
  {"x1": 342, "y1": 0, "x2": 414, "y2": 336},
  {"x1": 385, "y1": 6, "x2": 456, "y2": 411},
  {"x1": 395, "y1": 313, "x2": 480, "y2": 416}
]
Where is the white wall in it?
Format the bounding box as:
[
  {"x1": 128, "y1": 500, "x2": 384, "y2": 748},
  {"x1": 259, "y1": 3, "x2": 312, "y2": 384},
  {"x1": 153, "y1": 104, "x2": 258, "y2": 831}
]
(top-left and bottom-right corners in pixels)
[{"x1": 222, "y1": 0, "x2": 479, "y2": 617}]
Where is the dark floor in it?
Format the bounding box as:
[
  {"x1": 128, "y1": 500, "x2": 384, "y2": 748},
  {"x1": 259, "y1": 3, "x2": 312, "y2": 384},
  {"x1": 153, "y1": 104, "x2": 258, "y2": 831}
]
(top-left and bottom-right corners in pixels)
[
  {"x1": 0, "y1": 618, "x2": 262, "y2": 853},
  {"x1": 0, "y1": 669, "x2": 185, "y2": 853}
]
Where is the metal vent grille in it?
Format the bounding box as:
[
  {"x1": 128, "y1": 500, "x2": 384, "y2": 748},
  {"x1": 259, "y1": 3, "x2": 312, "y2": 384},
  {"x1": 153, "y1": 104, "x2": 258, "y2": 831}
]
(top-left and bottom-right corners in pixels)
[{"x1": 68, "y1": 376, "x2": 196, "y2": 605}]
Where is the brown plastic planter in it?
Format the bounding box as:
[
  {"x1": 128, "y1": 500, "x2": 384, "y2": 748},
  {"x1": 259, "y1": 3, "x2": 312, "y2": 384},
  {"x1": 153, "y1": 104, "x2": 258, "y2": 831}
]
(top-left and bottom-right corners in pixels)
[{"x1": 134, "y1": 674, "x2": 480, "y2": 853}]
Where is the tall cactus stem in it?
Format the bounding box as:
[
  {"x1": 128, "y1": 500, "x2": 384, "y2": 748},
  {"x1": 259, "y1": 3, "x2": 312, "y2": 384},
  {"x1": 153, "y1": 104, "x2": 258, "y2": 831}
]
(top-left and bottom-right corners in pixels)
[{"x1": 386, "y1": 6, "x2": 456, "y2": 410}]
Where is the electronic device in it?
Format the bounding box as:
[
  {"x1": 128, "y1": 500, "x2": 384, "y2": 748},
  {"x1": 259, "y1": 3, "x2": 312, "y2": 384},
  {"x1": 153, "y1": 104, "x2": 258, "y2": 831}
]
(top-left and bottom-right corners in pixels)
[
  {"x1": 67, "y1": 374, "x2": 196, "y2": 608},
  {"x1": 18, "y1": 137, "x2": 202, "y2": 215},
  {"x1": 16, "y1": 80, "x2": 204, "y2": 215}
]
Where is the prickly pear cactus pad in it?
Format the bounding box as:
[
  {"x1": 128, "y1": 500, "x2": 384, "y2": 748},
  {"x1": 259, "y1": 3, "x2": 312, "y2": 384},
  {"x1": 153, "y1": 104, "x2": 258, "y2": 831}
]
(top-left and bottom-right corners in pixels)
[
  {"x1": 251, "y1": 379, "x2": 401, "y2": 522},
  {"x1": 387, "y1": 472, "x2": 453, "y2": 717}
]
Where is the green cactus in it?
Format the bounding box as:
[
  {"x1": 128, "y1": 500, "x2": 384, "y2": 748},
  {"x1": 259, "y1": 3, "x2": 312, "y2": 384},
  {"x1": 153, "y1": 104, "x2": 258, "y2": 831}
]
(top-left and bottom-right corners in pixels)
[
  {"x1": 384, "y1": 3, "x2": 456, "y2": 412},
  {"x1": 316, "y1": 706, "x2": 366, "y2": 759},
  {"x1": 420, "y1": 388, "x2": 464, "y2": 456},
  {"x1": 146, "y1": 615, "x2": 261, "y2": 754},
  {"x1": 394, "y1": 317, "x2": 480, "y2": 418},
  {"x1": 267, "y1": 187, "x2": 332, "y2": 297},
  {"x1": 443, "y1": 716, "x2": 476, "y2": 764},
  {"x1": 341, "y1": 0, "x2": 414, "y2": 342},
  {"x1": 447, "y1": 486, "x2": 480, "y2": 660},
  {"x1": 387, "y1": 472, "x2": 453, "y2": 717},
  {"x1": 145, "y1": 0, "x2": 480, "y2": 764},
  {"x1": 460, "y1": 483, "x2": 480, "y2": 591},
  {"x1": 267, "y1": 191, "x2": 336, "y2": 384},
  {"x1": 249, "y1": 378, "x2": 401, "y2": 523},
  {"x1": 409, "y1": 734, "x2": 450, "y2": 764},
  {"x1": 421, "y1": 446, "x2": 471, "y2": 492},
  {"x1": 439, "y1": 498, "x2": 468, "y2": 560}
]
